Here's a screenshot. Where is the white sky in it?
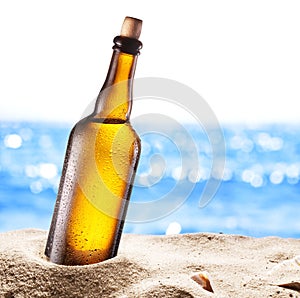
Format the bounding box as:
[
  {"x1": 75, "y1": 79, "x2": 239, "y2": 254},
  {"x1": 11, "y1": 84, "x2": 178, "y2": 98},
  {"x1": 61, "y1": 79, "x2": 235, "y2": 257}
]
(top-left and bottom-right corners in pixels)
[{"x1": 0, "y1": 0, "x2": 300, "y2": 124}]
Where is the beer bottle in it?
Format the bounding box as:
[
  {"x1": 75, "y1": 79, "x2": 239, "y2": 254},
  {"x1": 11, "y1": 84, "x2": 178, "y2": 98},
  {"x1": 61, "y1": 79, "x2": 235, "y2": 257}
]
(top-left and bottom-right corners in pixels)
[{"x1": 45, "y1": 17, "x2": 143, "y2": 265}]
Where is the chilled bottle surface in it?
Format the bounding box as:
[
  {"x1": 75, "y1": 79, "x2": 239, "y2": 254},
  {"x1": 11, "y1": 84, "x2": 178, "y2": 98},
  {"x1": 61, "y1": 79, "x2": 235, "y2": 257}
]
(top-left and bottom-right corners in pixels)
[{"x1": 46, "y1": 118, "x2": 140, "y2": 265}]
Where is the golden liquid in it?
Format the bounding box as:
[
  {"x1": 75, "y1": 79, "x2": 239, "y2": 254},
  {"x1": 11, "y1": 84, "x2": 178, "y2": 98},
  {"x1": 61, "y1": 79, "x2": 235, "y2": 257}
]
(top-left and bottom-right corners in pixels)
[
  {"x1": 45, "y1": 48, "x2": 141, "y2": 265},
  {"x1": 50, "y1": 117, "x2": 140, "y2": 265}
]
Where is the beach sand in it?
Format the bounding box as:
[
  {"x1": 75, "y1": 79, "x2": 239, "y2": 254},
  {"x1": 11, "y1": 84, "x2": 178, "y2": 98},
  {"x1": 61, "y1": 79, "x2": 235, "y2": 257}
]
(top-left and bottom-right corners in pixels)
[{"x1": 0, "y1": 229, "x2": 299, "y2": 297}]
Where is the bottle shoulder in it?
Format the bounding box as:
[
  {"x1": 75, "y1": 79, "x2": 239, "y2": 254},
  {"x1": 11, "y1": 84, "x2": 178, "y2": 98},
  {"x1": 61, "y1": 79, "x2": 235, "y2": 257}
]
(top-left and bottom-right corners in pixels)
[{"x1": 70, "y1": 117, "x2": 140, "y2": 143}]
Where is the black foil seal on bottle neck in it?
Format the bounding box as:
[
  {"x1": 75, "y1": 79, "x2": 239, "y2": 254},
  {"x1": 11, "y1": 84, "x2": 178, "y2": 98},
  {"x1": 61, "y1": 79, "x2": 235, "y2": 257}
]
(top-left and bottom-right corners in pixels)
[{"x1": 113, "y1": 36, "x2": 143, "y2": 55}]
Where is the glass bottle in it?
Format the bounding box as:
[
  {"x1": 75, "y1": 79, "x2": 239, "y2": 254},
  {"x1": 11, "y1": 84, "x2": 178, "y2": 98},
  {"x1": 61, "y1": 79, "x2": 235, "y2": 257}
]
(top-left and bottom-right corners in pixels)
[{"x1": 45, "y1": 17, "x2": 143, "y2": 265}]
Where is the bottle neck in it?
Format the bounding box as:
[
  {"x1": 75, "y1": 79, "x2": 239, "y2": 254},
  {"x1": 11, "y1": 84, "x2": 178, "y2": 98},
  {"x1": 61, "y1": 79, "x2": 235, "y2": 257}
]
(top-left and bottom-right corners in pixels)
[{"x1": 93, "y1": 46, "x2": 139, "y2": 122}]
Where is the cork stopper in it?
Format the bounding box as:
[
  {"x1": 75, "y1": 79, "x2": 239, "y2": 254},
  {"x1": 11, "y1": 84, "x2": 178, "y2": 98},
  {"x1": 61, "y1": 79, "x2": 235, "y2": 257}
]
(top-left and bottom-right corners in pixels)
[{"x1": 120, "y1": 17, "x2": 142, "y2": 40}]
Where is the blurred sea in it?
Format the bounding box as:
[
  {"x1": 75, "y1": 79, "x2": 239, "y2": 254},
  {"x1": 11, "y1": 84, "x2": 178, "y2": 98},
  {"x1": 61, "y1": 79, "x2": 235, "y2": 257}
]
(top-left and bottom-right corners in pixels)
[{"x1": 0, "y1": 121, "x2": 300, "y2": 238}]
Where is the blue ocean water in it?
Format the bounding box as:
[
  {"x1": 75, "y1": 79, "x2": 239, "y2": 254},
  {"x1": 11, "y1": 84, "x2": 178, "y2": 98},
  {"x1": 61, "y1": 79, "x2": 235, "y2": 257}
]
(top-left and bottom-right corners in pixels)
[{"x1": 0, "y1": 121, "x2": 299, "y2": 238}]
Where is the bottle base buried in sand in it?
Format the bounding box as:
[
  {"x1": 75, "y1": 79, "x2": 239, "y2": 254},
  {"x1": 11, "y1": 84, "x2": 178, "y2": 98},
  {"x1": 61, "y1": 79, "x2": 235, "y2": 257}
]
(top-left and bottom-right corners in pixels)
[{"x1": 45, "y1": 117, "x2": 141, "y2": 265}]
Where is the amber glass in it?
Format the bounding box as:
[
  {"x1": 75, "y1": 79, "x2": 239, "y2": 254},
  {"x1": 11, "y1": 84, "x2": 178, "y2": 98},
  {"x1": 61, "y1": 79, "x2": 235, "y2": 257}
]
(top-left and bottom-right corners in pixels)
[{"x1": 45, "y1": 40, "x2": 141, "y2": 265}]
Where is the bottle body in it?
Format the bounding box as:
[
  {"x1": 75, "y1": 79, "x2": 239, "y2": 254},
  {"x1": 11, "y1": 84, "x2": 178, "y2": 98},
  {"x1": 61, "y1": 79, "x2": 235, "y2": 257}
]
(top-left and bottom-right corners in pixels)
[{"x1": 45, "y1": 117, "x2": 140, "y2": 265}]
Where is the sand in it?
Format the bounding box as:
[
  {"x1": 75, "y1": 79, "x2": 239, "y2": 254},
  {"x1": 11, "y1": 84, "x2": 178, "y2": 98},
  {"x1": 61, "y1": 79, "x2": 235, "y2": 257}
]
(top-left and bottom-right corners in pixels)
[{"x1": 0, "y1": 229, "x2": 300, "y2": 297}]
